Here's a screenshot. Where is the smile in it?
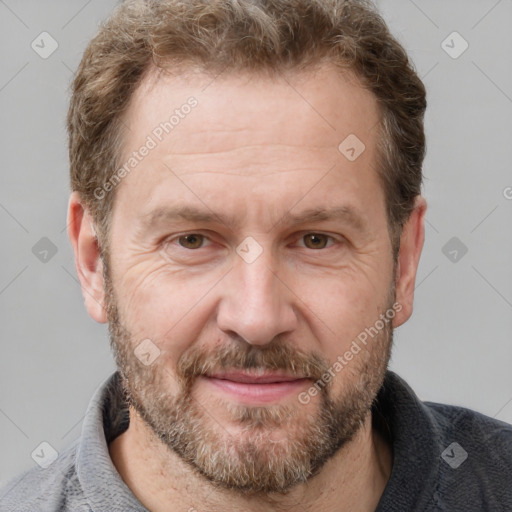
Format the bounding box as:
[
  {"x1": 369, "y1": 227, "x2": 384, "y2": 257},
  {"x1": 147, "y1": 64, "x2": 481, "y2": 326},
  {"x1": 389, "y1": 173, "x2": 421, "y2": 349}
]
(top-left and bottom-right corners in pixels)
[{"x1": 201, "y1": 372, "x2": 310, "y2": 403}]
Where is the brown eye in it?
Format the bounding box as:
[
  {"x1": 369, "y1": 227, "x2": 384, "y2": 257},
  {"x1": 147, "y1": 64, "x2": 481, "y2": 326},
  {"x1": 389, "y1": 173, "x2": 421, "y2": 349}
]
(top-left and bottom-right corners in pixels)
[
  {"x1": 303, "y1": 233, "x2": 330, "y2": 249},
  {"x1": 178, "y1": 234, "x2": 205, "y2": 249}
]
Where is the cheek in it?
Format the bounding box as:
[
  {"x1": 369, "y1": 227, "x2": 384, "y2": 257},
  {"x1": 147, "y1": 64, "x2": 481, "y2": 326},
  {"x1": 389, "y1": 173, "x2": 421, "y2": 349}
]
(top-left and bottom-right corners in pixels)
[
  {"x1": 295, "y1": 266, "x2": 391, "y2": 357},
  {"x1": 115, "y1": 263, "x2": 223, "y2": 353}
]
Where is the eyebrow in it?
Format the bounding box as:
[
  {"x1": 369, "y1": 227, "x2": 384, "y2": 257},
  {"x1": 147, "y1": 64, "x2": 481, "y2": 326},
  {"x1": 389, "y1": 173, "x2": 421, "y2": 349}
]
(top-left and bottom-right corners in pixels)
[
  {"x1": 140, "y1": 206, "x2": 232, "y2": 229},
  {"x1": 278, "y1": 206, "x2": 368, "y2": 233},
  {"x1": 139, "y1": 205, "x2": 368, "y2": 233}
]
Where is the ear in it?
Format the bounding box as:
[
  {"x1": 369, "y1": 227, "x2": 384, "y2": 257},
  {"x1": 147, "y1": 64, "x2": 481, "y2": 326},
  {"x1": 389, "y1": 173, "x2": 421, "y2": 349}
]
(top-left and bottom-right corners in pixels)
[
  {"x1": 392, "y1": 195, "x2": 427, "y2": 328},
  {"x1": 67, "y1": 192, "x2": 108, "y2": 323}
]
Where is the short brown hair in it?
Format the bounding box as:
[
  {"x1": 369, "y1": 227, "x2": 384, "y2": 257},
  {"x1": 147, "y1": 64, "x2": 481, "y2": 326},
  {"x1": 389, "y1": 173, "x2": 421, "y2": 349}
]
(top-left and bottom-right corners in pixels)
[{"x1": 67, "y1": 0, "x2": 426, "y2": 258}]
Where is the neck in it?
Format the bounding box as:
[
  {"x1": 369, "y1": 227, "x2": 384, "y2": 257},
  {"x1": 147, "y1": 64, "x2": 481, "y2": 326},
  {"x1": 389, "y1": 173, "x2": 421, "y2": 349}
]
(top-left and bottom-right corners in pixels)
[{"x1": 109, "y1": 406, "x2": 392, "y2": 512}]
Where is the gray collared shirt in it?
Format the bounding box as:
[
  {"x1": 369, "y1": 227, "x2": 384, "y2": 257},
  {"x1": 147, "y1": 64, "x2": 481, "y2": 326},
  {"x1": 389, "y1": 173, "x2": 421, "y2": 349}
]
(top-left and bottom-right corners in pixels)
[{"x1": 1, "y1": 370, "x2": 512, "y2": 511}]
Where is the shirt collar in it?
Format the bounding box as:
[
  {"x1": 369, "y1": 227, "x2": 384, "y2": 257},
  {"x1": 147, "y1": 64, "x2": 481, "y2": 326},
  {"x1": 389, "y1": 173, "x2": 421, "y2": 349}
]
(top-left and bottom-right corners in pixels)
[
  {"x1": 75, "y1": 370, "x2": 439, "y2": 511},
  {"x1": 374, "y1": 370, "x2": 440, "y2": 510},
  {"x1": 76, "y1": 372, "x2": 147, "y2": 511}
]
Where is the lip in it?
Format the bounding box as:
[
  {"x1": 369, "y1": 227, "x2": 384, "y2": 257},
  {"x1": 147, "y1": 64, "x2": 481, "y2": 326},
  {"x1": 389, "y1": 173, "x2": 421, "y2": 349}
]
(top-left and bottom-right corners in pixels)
[
  {"x1": 207, "y1": 371, "x2": 305, "y2": 384},
  {"x1": 200, "y1": 372, "x2": 310, "y2": 403}
]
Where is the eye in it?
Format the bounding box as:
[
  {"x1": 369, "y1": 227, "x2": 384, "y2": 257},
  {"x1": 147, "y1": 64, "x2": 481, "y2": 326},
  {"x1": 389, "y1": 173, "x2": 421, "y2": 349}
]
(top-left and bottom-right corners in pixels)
[
  {"x1": 301, "y1": 233, "x2": 334, "y2": 250},
  {"x1": 177, "y1": 234, "x2": 207, "y2": 249}
]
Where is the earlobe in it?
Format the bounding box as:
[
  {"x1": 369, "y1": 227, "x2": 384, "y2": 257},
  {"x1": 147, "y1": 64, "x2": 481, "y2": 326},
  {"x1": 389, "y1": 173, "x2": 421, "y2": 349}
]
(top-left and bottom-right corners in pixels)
[
  {"x1": 67, "y1": 192, "x2": 108, "y2": 324},
  {"x1": 392, "y1": 195, "x2": 427, "y2": 328}
]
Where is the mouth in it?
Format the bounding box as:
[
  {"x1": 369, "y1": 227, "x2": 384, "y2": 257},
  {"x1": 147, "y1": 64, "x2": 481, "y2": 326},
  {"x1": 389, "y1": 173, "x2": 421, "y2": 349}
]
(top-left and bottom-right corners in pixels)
[{"x1": 200, "y1": 371, "x2": 310, "y2": 403}]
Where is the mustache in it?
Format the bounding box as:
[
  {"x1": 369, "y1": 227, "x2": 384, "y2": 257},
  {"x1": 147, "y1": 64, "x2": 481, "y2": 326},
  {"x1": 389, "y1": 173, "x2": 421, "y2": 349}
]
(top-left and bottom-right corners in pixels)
[{"x1": 175, "y1": 340, "x2": 331, "y2": 388}]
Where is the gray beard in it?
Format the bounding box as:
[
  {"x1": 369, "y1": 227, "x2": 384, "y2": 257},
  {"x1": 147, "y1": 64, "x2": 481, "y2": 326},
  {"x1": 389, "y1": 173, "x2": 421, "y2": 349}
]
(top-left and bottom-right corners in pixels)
[{"x1": 104, "y1": 271, "x2": 393, "y2": 496}]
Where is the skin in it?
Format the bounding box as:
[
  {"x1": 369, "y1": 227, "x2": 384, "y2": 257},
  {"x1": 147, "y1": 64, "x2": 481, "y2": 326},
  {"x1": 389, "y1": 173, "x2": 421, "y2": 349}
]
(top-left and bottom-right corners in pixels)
[{"x1": 68, "y1": 64, "x2": 426, "y2": 512}]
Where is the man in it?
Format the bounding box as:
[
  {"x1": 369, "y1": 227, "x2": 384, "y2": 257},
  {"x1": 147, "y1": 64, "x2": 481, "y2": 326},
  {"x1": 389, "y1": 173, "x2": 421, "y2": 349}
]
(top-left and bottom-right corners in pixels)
[{"x1": 1, "y1": 0, "x2": 511, "y2": 510}]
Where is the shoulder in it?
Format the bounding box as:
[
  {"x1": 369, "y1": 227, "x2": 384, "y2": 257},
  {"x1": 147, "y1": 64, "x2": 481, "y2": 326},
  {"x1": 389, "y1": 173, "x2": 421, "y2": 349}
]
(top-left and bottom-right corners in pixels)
[
  {"x1": 375, "y1": 372, "x2": 512, "y2": 511},
  {"x1": 423, "y1": 400, "x2": 512, "y2": 508},
  {"x1": 0, "y1": 440, "x2": 91, "y2": 512},
  {"x1": 425, "y1": 400, "x2": 512, "y2": 466}
]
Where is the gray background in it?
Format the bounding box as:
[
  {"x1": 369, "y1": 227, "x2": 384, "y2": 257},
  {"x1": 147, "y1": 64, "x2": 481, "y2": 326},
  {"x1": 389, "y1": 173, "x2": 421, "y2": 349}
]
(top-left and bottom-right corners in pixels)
[{"x1": 1, "y1": 0, "x2": 511, "y2": 485}]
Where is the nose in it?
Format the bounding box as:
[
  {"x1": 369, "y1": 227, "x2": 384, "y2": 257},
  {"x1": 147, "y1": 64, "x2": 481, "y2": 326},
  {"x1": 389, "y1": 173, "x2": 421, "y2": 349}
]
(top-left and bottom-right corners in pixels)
[{"x1": 216, "y1": 250, "x2": 298, "y2": 346}]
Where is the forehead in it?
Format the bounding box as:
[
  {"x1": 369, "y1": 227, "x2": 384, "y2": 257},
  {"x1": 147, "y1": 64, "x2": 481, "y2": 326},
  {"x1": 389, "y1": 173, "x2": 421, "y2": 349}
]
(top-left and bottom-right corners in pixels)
[
  {"x1": 122, "y1": 63, "x2": 380, "y2": 157},
  {"x1": 113, "y1": 63, "x2": 384, "y2": 231}
]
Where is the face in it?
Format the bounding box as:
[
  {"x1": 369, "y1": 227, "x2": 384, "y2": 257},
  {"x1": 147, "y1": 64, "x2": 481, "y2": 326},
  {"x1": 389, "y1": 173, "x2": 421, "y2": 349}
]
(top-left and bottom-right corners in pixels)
[{"x1": 102, "y1": 65, "x2": 398, "y2": 494}]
